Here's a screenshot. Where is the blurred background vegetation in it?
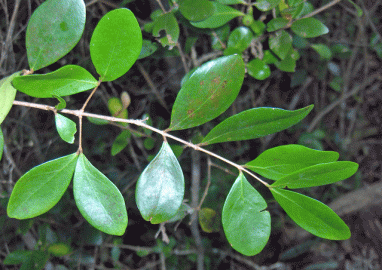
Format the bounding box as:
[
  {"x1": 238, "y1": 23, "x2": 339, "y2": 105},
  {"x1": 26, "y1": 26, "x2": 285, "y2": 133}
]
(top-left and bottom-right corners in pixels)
[{"x1": 1, "y1": 0, "x2": 381, "y2": 269}]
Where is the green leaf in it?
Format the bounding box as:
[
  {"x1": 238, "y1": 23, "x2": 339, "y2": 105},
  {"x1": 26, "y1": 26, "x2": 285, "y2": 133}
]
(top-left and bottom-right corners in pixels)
[
  {"x1": 198, "y1": 207, "x2": 220, "y2": 233},
  {"x1": 216, "y1": 0, "x2": 245, "y2": 4},
  {"x1": 136, "y1": 141, "x2": 185, "y2": 224},
  {"x1": 190, "y1": 2, "x2": 244, "y2": 29},
  {"x1": 55, "y1": 113, "x2": 77, "y2": 144},
  {"x1": 275, "y1": 52, "x2": 296, "y2": 72},
  {"x1": 311, "y1": 43, "x2": 332, "y2": 60},
  {"x1": 211, "y1": 24, "x2": 230, "y2": 50},
  {"x1": 269, "y1": 30, "x2": 292, "y2": 60},
  {"x1": 0, "y1": 72, "x2": 20, "y2": 124},
  {"x1": 48, "y1": 243, "x2": 72, "y2": 257},
  {"x1": 291, "y1": 18, "x2": 329, "y2": 38},
  {"x1": 90, "y1": 8, "x2": 142, "y2": 82},
  {"x1": 7, "y1": 153, "x2": 78, "y2": 219},
  {"x1": 226, "y1": 26, "x2": 253, "y2": 52},
  {"x1": 201, "y1": 105, "x2": 313, "y2": 145},
  {"x1": 87, "y1": 116, "x2": 109, "y2": 125},
  {"x1": 0, "y1": 128, "x2": 3, "y2": 161},
  {"x1": 153, "y1": 13, "x2": 179, "y2": 48},
  {"x1": 222, "y1": 173, "x2": 271, "y2": 256},
  {"x1": 270, "y1": 188, "x2": 350, "y2": 240},
  {"x1": 245, "y1": 144, "x2": 339, "y2": 180},
  {"x1": 169, "y1": 54, "x2": 245, "y2": 130},
  {"x1": 73, "y1": 154, "x2": 128, "y2": 235},
  {"x1": 179, "y1": 0, "x2": 215, "y2": 22},
  {"x1": 254, "y1": 0, "x2": 281, "y2": 11},
  {"x1": 3, "y1": 250, "x2": 32, "y2": 265},
  {"x1": 346, "y1": 0, "x2": 363, "y2": 17},
  {"x1": 53, "y1": 95, "x2": 66, "y2": 110},
  {"x1": 26, "y1": 0, "x2": 85, "y2": 71},
  {"x1": 111, "y1": 130, "x2": 131, "y2": 156},
  {"x1": 267, "y1": 18, "x2": 289, "y2": 32},
  {"x1": 271, "y1": 161, "x2": 359, "y2": 188},
  {"x1": 247, "y1": 58, "x2": 271, "y2": 80},
  {"x1": 12, "y1": 65, "x2": 98, "y2": 98},
  {"x1": 138, "y1": 40, "x2": 159, "y2": 59}
]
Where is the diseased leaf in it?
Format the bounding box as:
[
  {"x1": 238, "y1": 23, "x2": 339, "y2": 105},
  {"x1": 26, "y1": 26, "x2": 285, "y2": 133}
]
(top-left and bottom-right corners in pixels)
[
  {"x1": 222, "y1": 173, "x2": 271, "y2": 256},
  {"x1": 179, "y1": 0, "x2": 215, "y2": 22},
  {"x1": 291, "y1": 18, "x2": 329, "y2": 38},
  {"x1": 0, "y1": 72, "x2": 20, "y2": 124},
  {"x1": 55, "y1": 113, "x2": 77, "y2": 144},
  {"x1": 270, "y1": 188, "x2": 351, "y2": 240},
  {"x1": 153, "y1": 13, "x2": 179, "y2": 48},
  {"x1": 254, "y1": 0, "x2": 282, "y2": 11},
  {"x1": 269, "y1": 30, "x2": 292, "y2": 60},
  {"x1": 7, "y1": 153, "x2": 78, "y2": 219},
  {"x1": 245, "y1": 144, "x2": 339, "y2": 180},
  {"x1": 12, "y1": 65, "x2": 97, "y2": 98},
  {"x1": 90, "y1": 8, "x2": 142, "y2": 81},
  {"x1": 201, "y1": 105, "x2": 313, "y2": 145},
  {"x1": 136, "y1": 141, "x2": 185, "y2": 224},
  {"x1": 271, "y1": 161, "x2": 359, "y2": 188},
  {"x1": 26, "y1": 0, "x2": 85, "y2": 71},
  {"x1": 169, "y1": 54, "x2": 245, "y2": 131},
  {"x1": 111, "y1": 130, "x2": 131, "y2": 156},
  {"x1": 199, "y1": 208, "x2": 220, "y2": 233},
  {"x1": 73, "y1": 154, "x2": 128, "y2": 235}
]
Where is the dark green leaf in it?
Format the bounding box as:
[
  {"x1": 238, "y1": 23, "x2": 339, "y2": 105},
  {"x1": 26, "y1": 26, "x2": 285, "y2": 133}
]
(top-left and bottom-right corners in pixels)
[
  {"x1": 55, "y1": 113, "x2": 77, "y2": 144},
  {"x1": 269, "y1": 30, "x2": 292, "y2": 60},
  {"x1": 211, "y1": 24, "x2": 230, "y2": 50},
  {"x1": 291, "y1": 18, "x2": 329, "y2": 38},
  {"x1": 275, "y1": 52, "x2": 297, "y2": 72},
  {"x1": 254, "y1": 0, "x2": 281, "y2": 11},
  {"x1": 169, "y1": 54, "x2": 245, "y2": 130},
  {"x1": 199, "y1": 207, "x2": 220, "y2": 233},
  {"x1": 111, "y1": 130, "x2": 131, "y2": 156},
  {"x1": 179, "y1": 0, "x2": 214, "y2": 22},
  {"x1": 201, "y1": 105, "x2": 313, "y2": 145},
  {"x1": 7, "y1": 153, "x2": 78, "y2": 219},
  {"x1": 222, "y1": 173, "x2": 271, "y2": 256},
  {"x1": 0, "y1": 128, "x2": 3, "y2": 161},
  {"x1": 311, "y1": 43, "x2": 332, "y2": 60},
  {"x1": 191, "y1": 2, "x2": 244, "y2": 29},
  {"x1": 247, "y1": 58, "x2": 271, "y2": 80},
  {"x1": 270, "y1": 188, "x2": 351, "y2": 240},
  {"x1": 271, "y1": 161, "x2": 359, "y2": 188},
  {"x1": 53, "y1": 95, "x2": 66, "y2": 110},
  {"x1": 226, "y1": 26, "x2": 253, "y2": 52},
  {"x1": 138, "y1": 40, "x2": 159, "y2": 59},
  {"x1": 12, "y1": 65, "x2": 97, "y2": 98},
  {"x1": 136, "y1": 142, "x2": 185, "y2": 224},
  {"x1": 73, "y1": 154, "x2": 128, "y2": 235},
  {"x1": 3, "y1": 250, "x2": 32, "y2": 265},
  {"x1": 245, "y1": 144, "x2": 339, "y2": 180},
  {"x1": 90, "y1": 8, "x2": 142, "y2": 81},
  {"x1": 26, "y1": 0, "x2": 85, "y2": 71},
  {"x1": 0, "y1": 72, "x2": 20, "y2": 124},
  {"x1": 267, "y1": 18, "x2": 289, "y2": 32},
  {"x1": 153, "y1": 13, "x2": 179, "y2": 48}
]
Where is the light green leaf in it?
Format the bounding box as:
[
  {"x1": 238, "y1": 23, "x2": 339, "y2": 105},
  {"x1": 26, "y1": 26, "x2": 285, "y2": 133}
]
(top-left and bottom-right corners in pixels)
[
  {"x1": 269, "y1": 30, "x2": 292, "y2": 60},
  {"x1": 55, "y1": 114, "x2": 77, "y2": 144},
  {"x1": 222, "y1": 173, "x2": 271, "y2": 256},
  {"x1": 267, "y1": 18, "x2": 289, "y2": 32},
  {"x1": 247, "y1": 58, "x2": 271, "y2": 80},
  {"x1": 254, "y1": 0, "x2": 282, "y2": 11},
  {"x1": 153, "y1": 13, "x2": 179, "y2": 48},
  {"x1": 275, "y1": 52, "x2": 296, "y2": 72},
  {"x1": 201, "y1": 105, "x2": 313, "y2": 145},
  {"x1": 73, "y1": 154, "x2": 128, "y2": 235},
  {"x1": 190, "y1": 2, "x2": 244, "y2": 28},
  {"x1": 53, "y1": 95, "x2": 66, "y2": 110},
  {"x1": 7, "y1": 153, "x2": 78, "y2": 219},
  {"x1": 270, "y1": 188, "x2": 351, "y2": 240},
  {"x1": 216, "y1": 0, "x2": 245, "y2": 4},
  {"x1": 169, "y1": 54, "x2": 245, "y2": 130},
  {"x1": 199, "y1": 207, "x2": 220, "y2": 233},
  {"x1": 311, "y1": 43, "x2": 332, "y2": 60},
  {"x1": 12, "y1": 65, "x2": 98, "y2": 98},
  {"x1": 26, "y1": 0, "x2": 85, "y2": 71},
  {"x1": 136, "y1": 141, "x2": 185, "y2": 224},
  {"x1": 291, "y1": 18, "x2": 329, "y2": 38},
  {"x1": 111, "y1": 130, "x2": 131, "y2": 156},
  {"x1": 90, "y1": 8, "x2": 142, "y2": 82},
  {"x1": 226, "y1": 26, "x2": 253, "y2": 52},
  {"x1": 0, "y1": 128, "x2": 3, "y2": 161},
  {"x1": 271, "y1": 161, "x2": 359, "y2": 188},
  {"x1": 0, "y1": 72, "x2": 20, "y2": 124},
  {"x1": 245, "y1": 144, "x2": 339, "y2": 180},
  {"x1": 138, "y1": 40, "x2": 159, "y2": 59},
  {"x1": 179, "y1": 0, "x2": 215, "y2": 22},
  {"x1": 346, "y1": 0, "x2": 363, "y2": 17}
]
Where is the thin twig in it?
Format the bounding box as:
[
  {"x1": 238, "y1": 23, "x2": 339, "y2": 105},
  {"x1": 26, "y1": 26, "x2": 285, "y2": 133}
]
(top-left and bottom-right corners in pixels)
[{"x1": 301, "y1": 0, "x2": 343, "y2": 19}]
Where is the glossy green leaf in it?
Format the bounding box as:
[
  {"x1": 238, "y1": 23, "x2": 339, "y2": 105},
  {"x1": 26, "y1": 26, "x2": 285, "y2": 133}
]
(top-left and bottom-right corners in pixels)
[
  {"x1": 222, "y1": 173, "x2": 271, "y2": 256},
  {"x1": 12, "y1": 65, "x2": 97, "y2": 98},
  {"x1": 216, "y1": 0, "x2": 245, "y2": 4},
  {"x1": 26, "y1": 0, "x2": 85, "y2": 71},
  {"x1": 179, "y1": 0, "x2": 214, "y2": 22},
  {"x1": 190, "y1": 2, "x2": 244, "y2": 29},
  {"x1": 311, "y1": 43, "x2": 332, "y2": 60},
  {"x1": 267, "y1": 18, "x2": 289, "y2": 32},
  {"x1": 111, "y1": 130, "x2": 131, "y2": 156},
  {"x1": 271, "y1": 161, "x2": 359, "y2": 188},
  {"x1": 0, "y1": 128, "x2": 3, "y2": 161},
  {"x1": 291, "y1": 18, "x2": 329, "y2": 38},
  {"x1": 7, "y1": 153, "x2": 78, "y2": 219},
  {"x1": 73, "y1": 154, "x2": 128, "y2": 235},
  {"x1": 136, "y1": 141, "x2": 185, "y2": 224},
  {"x1": 199, "y1": 207, "x2": 220, "y2": 233},
  {"x1": 270, "y1": 188, "x2": 350, "y2": 240},
  {"x1": 0, "y1": 72, "x2": 20, "y2": 124},
  {"x1": 245, "y1": 144, "x2": 339, "y2": 180},
  {"x1": 226, "y1": 26, "x2": 253, "y2": 52},
  {"x1": 53, "y1": 95, "x2": 66, "y2": 110},
  {"x1": 269, "y1": 30, "x2": 292, "y2": 60},
  {"x1": 55, "y1": 113, "x2": 77, "y2": 144},
  {"x1": 153, "y1": 13, "x2": 179, "y2": 48},
  {"x1": 201, "y1": 105, "x2": 313, "y2": 145},
  {"x1": 346, "y1": 0, "x2": 363, "y2": 17},
  {"x1": 138, "y1": 40, "x2": 159, "y2": 59},
  {"x1": 169, "y1": 54, "x2": 245, "y2": 130},
  {"x1": 247, "y1": 58, "x2": 271, "y2": 80},
  {"x1": 254, "y1": 0, "x2": 281, "y2": 11},
  {"x1": 90, "y1": 8, "x2": 142, "y2": 81}
]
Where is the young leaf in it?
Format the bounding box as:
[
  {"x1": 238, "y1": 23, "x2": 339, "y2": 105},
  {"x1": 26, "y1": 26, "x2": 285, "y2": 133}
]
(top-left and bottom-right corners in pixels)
[
  {"x1": 169, "y1": 54, "x2": 245, "y2": 131},
  {"x1": 12, "y1": 65, "x2": 98, "y2": 98},
  {"x1": 269, "y1": 30, "x2": 292, "y2": 60},
  {"x1": 55, "y1": 113, "x2": 77, "y2": 144},
  {"x1": 73, "y1": 154, "x2": 128, "y2": 235},
  {"x1": 271, "y1": 161, "x2": 359, "y2": 188},
  {"x1": 90, "y1": 8, "x2": 142, "y2": 82},
  {"x1": 247, "y1": 58, "x2": 271, "y2": 80},
  {"x1": 7, "y1": 153, "x2": 78, "y2": 219},
  {"x1": 222, "y1": 173, "x2": 271, "y2": 256},
  {"x1": 226, "y1": 26, "x2": 253, "y2": 53},
  {"x1": 111, "y1": 130, "x2": 131, "y2": 156},
  {"x1": 254, "y1": 0, "x2": 282, "y2": 11},
  {"x1": 245, "y1": 144, "x2": 339, "y2": 180},
  {"x1": 136, "y1": 141, "x2": 185, "y2": 224},
  {"x1": 153, "y1": 13, "x2": 180, "y2": 48},
  {"x1": 201, "y1": 105, "x2": 313, "y2": 145},
  {"x1": 270, "y1": 188, "x2": 351, "y2": 240},
  {"x1": 190, "y1": 2, "x2": 244, "y2": 29},
  {"x1": 179, "y1": 0, "x2": 215, "y2": 22},
  {"x1": 0, "y1": 128, "x2": 3, "y2": 161},
  {"x1": 0, "y1": 72, "x2": 20, "y2": 124},
  {"x1": 199, "y1": 208, "x2": 220, "y2": 233},
  {"x1": 53, "y1": 95, "x2": 66, "y2": 110},
  {"x1": 26, "y1": 0, "x2": 85, "y2": 71},
  {"x1": 291, "y1": 18, "x2": 329, "y2": 38}
]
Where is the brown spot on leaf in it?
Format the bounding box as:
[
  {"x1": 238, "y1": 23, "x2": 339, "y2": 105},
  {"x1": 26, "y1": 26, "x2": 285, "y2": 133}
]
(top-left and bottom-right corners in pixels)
[
  {"x1": 212, "y1": 76, "x2": 221, "y2": 84},
  {"x1": 200, "y1": 81, "x2": 204, "y2": 86},
  {"x1": 188, "y1": 109, "x2": 195, "y2": 118},
  {"x1": 222, "y1": 80, "x2": 227, "y2": 88}
]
